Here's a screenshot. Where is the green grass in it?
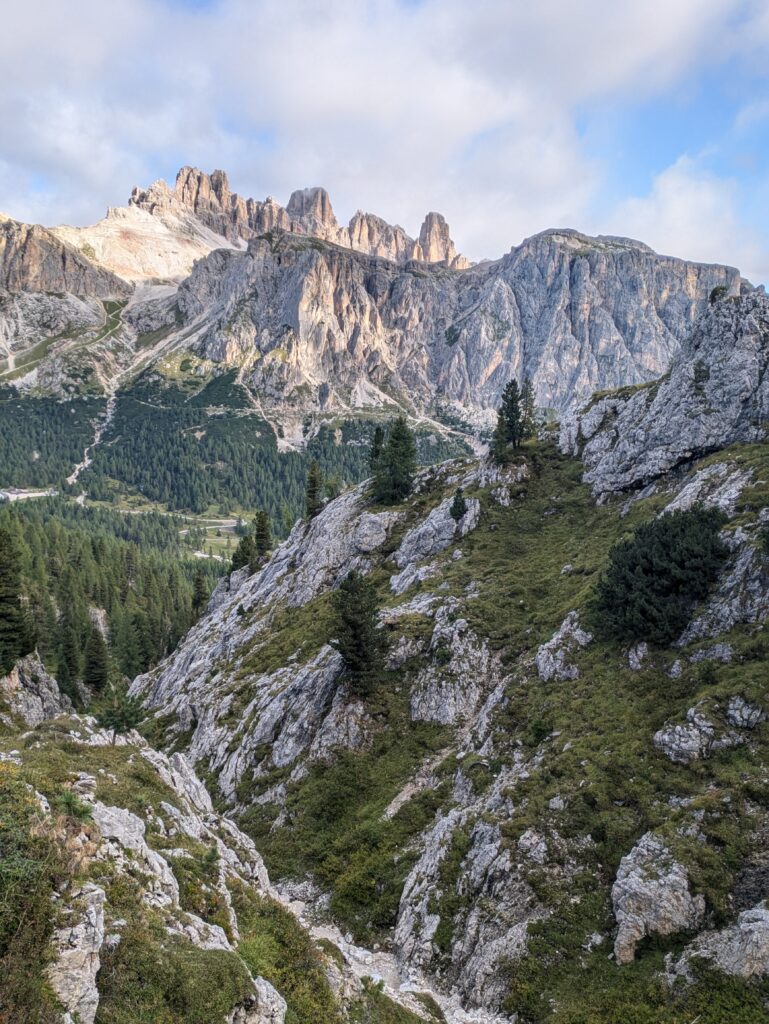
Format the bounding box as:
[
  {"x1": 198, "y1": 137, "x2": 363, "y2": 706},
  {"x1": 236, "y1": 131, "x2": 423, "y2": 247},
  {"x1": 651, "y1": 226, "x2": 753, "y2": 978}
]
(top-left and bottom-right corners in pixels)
[
  {"x1": 239, "y1": 681, "x2": 451, "y2": 943},
  {"x1": 349, "y1": 979, "x2": 432, "y2": 1024},
  {"x1": 233, "y1": 884, "x2": 342, "y2": 1024}
]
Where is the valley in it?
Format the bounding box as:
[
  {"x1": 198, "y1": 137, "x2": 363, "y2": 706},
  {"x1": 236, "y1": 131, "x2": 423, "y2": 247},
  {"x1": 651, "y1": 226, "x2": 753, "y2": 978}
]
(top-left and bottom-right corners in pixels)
[{"x1": 1, "y1": 166, "x2": 769, "y2": 1024}]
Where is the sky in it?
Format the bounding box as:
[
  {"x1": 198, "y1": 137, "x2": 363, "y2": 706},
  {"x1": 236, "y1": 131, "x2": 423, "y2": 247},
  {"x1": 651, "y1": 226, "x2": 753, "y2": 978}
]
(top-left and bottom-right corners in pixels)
[{"x1": 2, "y1": 0, "x2": 769, "y2": 283}]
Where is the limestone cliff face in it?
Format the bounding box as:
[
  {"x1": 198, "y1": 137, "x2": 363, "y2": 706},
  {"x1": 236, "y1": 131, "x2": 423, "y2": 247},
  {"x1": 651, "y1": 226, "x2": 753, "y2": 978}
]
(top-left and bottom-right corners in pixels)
[
  {"x1": 130, "y1": 166, "x2": 468, "y2": 268},
  {"x1": 154, "y1": 227, "x2": 739, "y2": 418},
  {"x1": 0, "y1": 216, "x2": 130, "y2": 298},
  {"x1": 561, "y1": 291, "x2": 769, "y2": 496}
]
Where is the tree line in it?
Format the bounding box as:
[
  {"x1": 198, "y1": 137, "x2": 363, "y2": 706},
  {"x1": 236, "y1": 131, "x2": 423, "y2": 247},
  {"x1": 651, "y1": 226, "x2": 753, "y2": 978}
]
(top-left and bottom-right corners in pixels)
[{"x1": 0, "y1": 502, "x2": 220, "y2": 702}]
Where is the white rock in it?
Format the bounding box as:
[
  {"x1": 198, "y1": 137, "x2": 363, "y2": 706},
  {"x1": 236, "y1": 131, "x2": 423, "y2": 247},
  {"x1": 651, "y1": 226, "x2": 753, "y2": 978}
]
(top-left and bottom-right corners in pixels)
[
  {"x1": 46, "y1": 883, "x2": 105, "y2": 1024},
  {"x1": 612, "y1": 832, "x2": 705, "y2": 964}
]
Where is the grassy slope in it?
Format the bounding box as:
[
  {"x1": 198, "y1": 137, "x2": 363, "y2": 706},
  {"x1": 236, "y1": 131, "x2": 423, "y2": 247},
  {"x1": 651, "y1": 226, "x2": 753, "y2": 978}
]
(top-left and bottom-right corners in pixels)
[
  {"x1": 0, "y1": 715, "x2": 354, "y2": 1024},
  {"x1": 228, "y1": 438, "x2": 769, "y2": 1022}
]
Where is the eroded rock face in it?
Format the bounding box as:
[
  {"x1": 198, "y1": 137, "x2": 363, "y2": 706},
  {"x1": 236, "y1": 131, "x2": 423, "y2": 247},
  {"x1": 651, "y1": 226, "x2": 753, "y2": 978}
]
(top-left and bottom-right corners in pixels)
[
  {"x1": 675, "y1": 903, "x2": 769, "y2": 980},
  {"x1": 564, "y1": 293, "x2": 769, "y2": 497},
  {"x1": 0, "y1": 215, "x2": 130, "y2": 297},
  {"x1": 47, "y1": 883, "x2": 105, "y2": 1024},
  {"x1": 127, "y1": 224, "x2": 739, "y2": 423},
  {"x1": 130, "y1": 166, "x2": 468, "y2": 269},
  {"x1": 0, "y1": 653, "x2": 72, "y2": 726},
  {"x1": 612, "y1": 832, "x2": 705, "y2": 964},
  {"x1": 653, "y1": 705, "x2": 730, "y2": 764},
  {"x1": 410, "y1": 599, "x2": 496, "y2": 725},
  {"x1": 392, "y1": 497, "x2": 480, "y2": 569},
  {"x1": 678, "y1": 538, "x2": 769, "y2": 645},
  {"x1": 535, "y1": 612, "x2": 592, "y2": 682}
]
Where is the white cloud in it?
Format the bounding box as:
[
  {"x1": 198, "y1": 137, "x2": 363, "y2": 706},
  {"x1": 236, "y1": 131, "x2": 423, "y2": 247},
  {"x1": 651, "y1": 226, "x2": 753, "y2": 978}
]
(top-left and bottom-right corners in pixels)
[
  {"x1": 0, "y1": 0, "x2": 766, "y2": 277},
  {"x1": 604, "y1": 156, "x2": 768, "y2": 284}
]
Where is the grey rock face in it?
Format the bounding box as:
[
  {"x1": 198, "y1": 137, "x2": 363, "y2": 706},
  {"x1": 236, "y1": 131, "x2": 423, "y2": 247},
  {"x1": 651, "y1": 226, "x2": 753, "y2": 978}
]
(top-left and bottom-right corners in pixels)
[
  {"x1": 566, "y1": 293, "x2": 769, "y2": 497},
  {"x1": 726, "y1": 696, "x2": 766, "y2": 729},
  {"x1": 653, "y1": 707, "x2": 719, "y2": 764},
  {"x1": 392, "y1": 497, "x2": 480, "y2": 569},
  {"x1": 132, "y1": 485, "x2": 400, "y2": 799},
  {"x1": 661, "y1": 463, "x2": 753, "y2": 516},
  {"x1": 675, "y1": 903, "x2": 769, "y2": 980},
  {"x1": 410, "y1": 600, "x2": 496, "y2": 725},
  {"x1": 46, "y1": 883, "x2": 105, "y2": 1024},
  {"x1": 129, "y1": 225, "x2": 739, "y2": 425},
  {"x1": 612, "y1": 832, "x2": 705, "y2": 964},
  {"x1": 0, "y1": 215, "x2": 130, "y2": 297},
  {"x1": 678, "y1": 540, "x2": 769, "y2": 644},
  {"x1": 627, "y1": 642, "x2": 648, "y2": 671},
  {"x1": 653, "y1": 703, "x2": 744, "y2": 764},
  {"x1": 0, "y1": 653, "x2": 72, "y2": 726},
  {"x1": 535, "y1": 612, "x2": 592, "y2": 681}
]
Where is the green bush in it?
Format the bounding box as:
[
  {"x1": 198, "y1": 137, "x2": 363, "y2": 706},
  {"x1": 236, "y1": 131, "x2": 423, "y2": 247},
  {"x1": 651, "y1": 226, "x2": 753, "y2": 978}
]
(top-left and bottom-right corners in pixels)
[{"x1": 592, "y1": 506, "x2": 728, "y2": 644}]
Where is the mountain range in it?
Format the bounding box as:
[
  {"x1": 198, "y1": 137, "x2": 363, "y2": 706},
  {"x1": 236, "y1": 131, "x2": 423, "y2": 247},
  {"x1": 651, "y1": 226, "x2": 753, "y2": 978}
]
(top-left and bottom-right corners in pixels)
[{"x1": 0, "y1": 167, "x2": 745, "y2": 441}]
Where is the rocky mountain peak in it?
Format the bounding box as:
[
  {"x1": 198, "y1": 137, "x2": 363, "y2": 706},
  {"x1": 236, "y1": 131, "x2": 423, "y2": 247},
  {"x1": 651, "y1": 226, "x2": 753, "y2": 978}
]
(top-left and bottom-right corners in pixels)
[
  {"x1": 286, "y1": 186, "x2": 338, "y2": 234},
  {"x1": 418, "y1": 210, "x2": 468, "y2": 268},
  {"x1": 128, "y1": 165, "x2": 470, "y2": 268}
]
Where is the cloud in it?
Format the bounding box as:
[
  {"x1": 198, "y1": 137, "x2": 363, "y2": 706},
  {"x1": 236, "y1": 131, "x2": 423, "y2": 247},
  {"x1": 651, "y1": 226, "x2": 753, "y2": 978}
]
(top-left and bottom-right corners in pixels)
[
  {"x1": 0, "y1": 0, "x2": 766, "y2": 277},
  {"x1": 604, "y1": 156, "x2": 768, "y2": 284}
]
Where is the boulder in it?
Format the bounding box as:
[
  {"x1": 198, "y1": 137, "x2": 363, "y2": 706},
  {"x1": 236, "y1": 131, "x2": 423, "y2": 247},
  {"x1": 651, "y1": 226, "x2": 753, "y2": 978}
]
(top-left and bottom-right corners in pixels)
[{"x1": 612, "y1": 832, "x2": 705, "y2": 964}]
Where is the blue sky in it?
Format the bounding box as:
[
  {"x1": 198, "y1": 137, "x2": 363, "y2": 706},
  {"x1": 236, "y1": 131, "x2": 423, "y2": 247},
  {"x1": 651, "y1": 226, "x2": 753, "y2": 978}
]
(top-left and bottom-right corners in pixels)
[{"x1": 2, "y1": 0, "x2": 769, "y2": 282}]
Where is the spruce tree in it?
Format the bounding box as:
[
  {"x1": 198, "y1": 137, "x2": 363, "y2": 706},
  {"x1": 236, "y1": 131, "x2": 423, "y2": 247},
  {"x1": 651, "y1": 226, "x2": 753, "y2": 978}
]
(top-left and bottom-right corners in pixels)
[
  {"x1": 373, "y1": 416, "x2": 417, "y2": 504},
  {"x1": 450, "y1": 488, "x2": 468, "y2": 522},
  {"x1": 192, "y1": 568, "x2": 208, "y2": 615},
  {"x1": 330, "y1": 571, "x2": 389, "y2": 698},
  {"x1": 491, "y1": 409, "x2": 509, "y2": 465},
  {"x1": 97, "y1": 683, "x2": 144, "y2": 745},
  {"x1": 305, "y1": 460, "x2": 324, "y2": 518},
  {"x1": 0, "y1": 526, "x2": 30, "y2": 674},
  {"x1": 369, "y1": 425, "x2": 385, "y2": 474},
  {"x1": 501, "y1": 379, "x2": 524, "y2": 447},
  {"x1": 254, "y1": 510, "x2": 272, "y2": 558},
  {"x1": 83, "y1": 626, "x2": 110, "y2": 693},
  {"x1": 231, "y1": 533, "x2": 256, "y2": 572},
  {"x1": 520, "y1": 376, "x2": 536, "y2": 439}
]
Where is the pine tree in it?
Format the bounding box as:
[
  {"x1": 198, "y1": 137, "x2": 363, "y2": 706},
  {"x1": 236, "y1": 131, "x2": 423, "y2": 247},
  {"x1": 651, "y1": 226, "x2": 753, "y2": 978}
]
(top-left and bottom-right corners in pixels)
[
  {"x1": 231, "y1": 533, "x2": 256, "y2": 572},
  {"x1": 501, "y1": 379, "x2": 524, "y2": 447},
  {"x1": 330, "y1": 571, "x2": 389, "y2": 698},
  {"x1": 254, "y1": 510, "x2": 272, "y2": 558},
  {"x1": 372, "y1": 416, "x2": 417, "y2": 504},
  {"x1": 491, "y1": 409, "x2": 509, "y2": 465},
  {"x1": 58, "y1": 609, "x2": 82, "y2": 689},
  {"x1": 192, "y1": 568, "x2": 208, "y2": 615},
  {"x1": 305, "y1": 460, "x2": 324, "y2": 518},
  {"x1": 97, "y1": 683, "x2": 144, "y2": 745},
  {"x1": 449, "y1": 488, "x2": 468, "y2": 522},
  {"x1": 0, "y1": 527, "x2": 30, "y2": 674},
  {"x1": 520, "y1": 376, "x2": 536, "y2": 440},
  {"x1": 369, "y1": 425, "x2": 385, "y2": 474},
  {"x1": 83, "y1": 626, "x2": 110, "y2": 693}
]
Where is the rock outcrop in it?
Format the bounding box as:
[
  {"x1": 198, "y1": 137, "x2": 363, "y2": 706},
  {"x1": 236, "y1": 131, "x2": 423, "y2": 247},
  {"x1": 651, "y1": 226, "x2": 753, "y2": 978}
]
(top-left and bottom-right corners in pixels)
[
  {"x1": 0, "y1": 215, "x2": 130, "y2": 298},
  {"x1": 675, "y1": 903, "x2": 769, "y2": 980},
  {"x1": 612, "y1": 832, "x2": 705, "y2": 964},
  {"x1": 563, "y1": 292, "x2": 769, "y2": 496},
  {"x1": 535, "y1": 612, "x2": 592, "y2": 682},
  {"x1": 47, "y1": 882, "x2": 105, "y2": 1024},
  {"x1": 653, "y1": 704, "x2": 742, "y2": 764},
  {"x1": 0, "y1": 653, "x2": 72, "y2": 726}
]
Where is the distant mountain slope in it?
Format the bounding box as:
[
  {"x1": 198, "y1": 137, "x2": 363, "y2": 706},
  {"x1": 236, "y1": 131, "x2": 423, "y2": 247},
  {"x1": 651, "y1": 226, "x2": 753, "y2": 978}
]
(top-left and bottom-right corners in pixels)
[
  {"x1": 133, "y1": 226, "x2": 742, "y2": 422},
  {"x1": 0, "y1": 214, "x2": 129, "y2": 297}
]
